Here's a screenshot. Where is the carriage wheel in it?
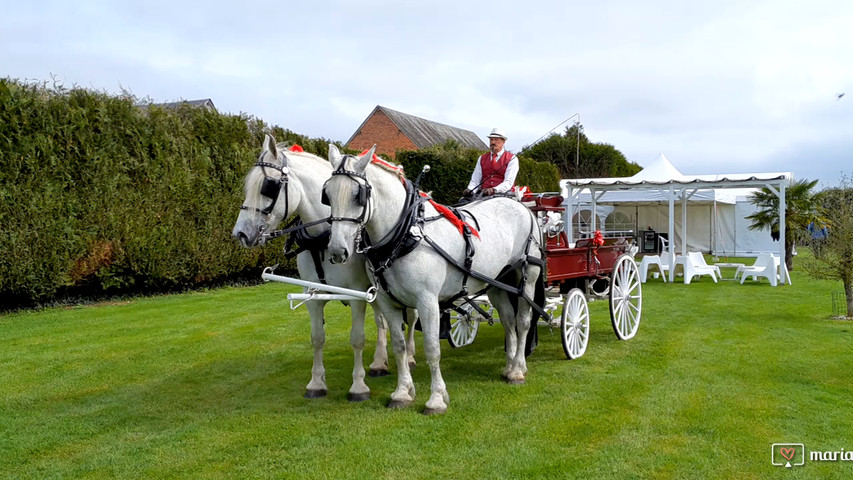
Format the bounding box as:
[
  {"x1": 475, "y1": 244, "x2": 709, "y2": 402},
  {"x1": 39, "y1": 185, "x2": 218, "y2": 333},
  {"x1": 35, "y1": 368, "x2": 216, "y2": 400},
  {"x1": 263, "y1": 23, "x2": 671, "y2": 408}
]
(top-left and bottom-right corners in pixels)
[
  {"x1": 447, "y1": 304, "x2": 483, "y2": 348},
  {"x1": 609, "y1": 254, "x2": 642, "y2": 340},
  {"x1": 561, "y1": 288, "x2": 590, "y2": 359}
]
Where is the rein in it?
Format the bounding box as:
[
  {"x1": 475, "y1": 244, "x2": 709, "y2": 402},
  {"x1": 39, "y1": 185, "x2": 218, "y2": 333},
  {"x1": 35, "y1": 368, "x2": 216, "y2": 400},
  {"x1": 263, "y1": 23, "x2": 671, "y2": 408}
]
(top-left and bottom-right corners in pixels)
[{"x1": 259, "y1": 216, "x2": 332, "y2": 242}]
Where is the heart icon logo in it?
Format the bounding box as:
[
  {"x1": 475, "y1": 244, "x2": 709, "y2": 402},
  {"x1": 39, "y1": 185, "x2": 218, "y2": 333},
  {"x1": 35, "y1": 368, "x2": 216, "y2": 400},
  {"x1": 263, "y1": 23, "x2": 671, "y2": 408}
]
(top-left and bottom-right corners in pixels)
[{"x1": 780, "y1": 448, "x2": 795, "y2": 460}]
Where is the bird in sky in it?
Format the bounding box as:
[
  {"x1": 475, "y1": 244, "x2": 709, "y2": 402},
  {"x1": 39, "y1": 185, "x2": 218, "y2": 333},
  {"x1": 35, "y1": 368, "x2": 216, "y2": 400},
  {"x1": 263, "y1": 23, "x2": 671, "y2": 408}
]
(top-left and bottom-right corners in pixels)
[{"x1": 837, "y1": 92, "x2": 846, "y2": 100}]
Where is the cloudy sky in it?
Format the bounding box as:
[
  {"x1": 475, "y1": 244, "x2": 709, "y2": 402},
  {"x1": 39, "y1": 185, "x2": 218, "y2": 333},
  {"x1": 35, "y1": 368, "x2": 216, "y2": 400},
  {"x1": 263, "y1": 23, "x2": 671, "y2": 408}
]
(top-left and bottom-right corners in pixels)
[{"x1": 3, "y1": 0, "x2": 851, "y2": 187}]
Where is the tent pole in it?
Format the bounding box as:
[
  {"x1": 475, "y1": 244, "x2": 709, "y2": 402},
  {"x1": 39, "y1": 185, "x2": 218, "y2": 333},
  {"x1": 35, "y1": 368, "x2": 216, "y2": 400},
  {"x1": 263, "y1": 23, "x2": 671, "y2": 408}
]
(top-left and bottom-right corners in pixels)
[
  {"x1": 681, "y1": 189, "x2": 688, "y2": 255},
  {"x1": 764, "y1": 181, "x2": 788, "y2": 286},
  {"x1": 779, "y1": 181, "x2": 788, "y2": 285},
  {"x1": 668, "y1": 185, "x2": 676, "y2": 282}
]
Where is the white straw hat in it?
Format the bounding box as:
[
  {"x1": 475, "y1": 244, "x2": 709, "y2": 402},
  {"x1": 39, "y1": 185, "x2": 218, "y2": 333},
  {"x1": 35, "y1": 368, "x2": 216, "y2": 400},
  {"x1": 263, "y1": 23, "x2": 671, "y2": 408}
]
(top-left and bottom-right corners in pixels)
[{"x1": 487, "y1": 127, "x2": 507, "y2": 140}]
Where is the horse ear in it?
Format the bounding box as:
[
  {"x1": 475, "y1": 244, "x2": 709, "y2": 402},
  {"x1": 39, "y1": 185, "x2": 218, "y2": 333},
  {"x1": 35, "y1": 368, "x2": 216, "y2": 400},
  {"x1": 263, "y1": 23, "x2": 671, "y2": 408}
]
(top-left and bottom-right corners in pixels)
[
  {"x1": 354, "y1": 144, "x2": 376, "y2": 172},
  {"x1": 328, "y1": 144, "x2": 342, "y2": 169},
  {"x1": 265, "y1": 134, "x2": 278, "y2": 159}
]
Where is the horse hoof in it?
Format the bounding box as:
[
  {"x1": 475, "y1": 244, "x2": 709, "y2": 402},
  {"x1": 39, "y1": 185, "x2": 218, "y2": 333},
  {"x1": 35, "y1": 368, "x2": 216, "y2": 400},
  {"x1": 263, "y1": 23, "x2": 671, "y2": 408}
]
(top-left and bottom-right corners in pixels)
[
  {"x1": 369, "y1": 368, "x2": 390, "y2": 377},
  {"x1": 347, "y1": 392, "x2": 370, "y2": 402},
  {"x1": 387, "y1": 399, "x2": 412, "y2": 409},
  {"x1": 423, "y1": 407, "x2": 447, "y2": 416},
  {"x1": 504, "y1": 377, "x2": 526, "y2": 385},
  {"x1": 304, "y1": 389, "x2": 327, "y2": 399}
]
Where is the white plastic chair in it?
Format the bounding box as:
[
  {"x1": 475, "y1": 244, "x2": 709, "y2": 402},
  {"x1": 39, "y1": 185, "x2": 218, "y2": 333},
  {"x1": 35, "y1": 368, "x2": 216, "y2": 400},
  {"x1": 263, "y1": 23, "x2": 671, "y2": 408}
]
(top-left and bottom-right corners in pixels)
[
  {"x1": 638, "y1": 255, "x2": 667, "y2": 283},
  {"x1": 659, "y1": 235, "x2": 670, "y2": 254},
  {"x1": 688, "y1": 252, "x2": 721, "y2": 278},
  {"x1": 735, "y1": 253, "x2": 778, "y2": 286},
  {"x1": 674, "y1": 254, "x2": 718, "y2": 284}
]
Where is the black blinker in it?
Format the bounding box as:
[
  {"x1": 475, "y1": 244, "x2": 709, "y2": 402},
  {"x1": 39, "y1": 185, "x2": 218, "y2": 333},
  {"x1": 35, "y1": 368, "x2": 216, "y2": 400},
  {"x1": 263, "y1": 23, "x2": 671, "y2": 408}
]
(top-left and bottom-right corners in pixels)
[
  {"x1": 260, "y1": 177, "x2": 281, "y2": 200},
  {"x1": 321, "y1": 189, "x2": 330, "y2": 206}
]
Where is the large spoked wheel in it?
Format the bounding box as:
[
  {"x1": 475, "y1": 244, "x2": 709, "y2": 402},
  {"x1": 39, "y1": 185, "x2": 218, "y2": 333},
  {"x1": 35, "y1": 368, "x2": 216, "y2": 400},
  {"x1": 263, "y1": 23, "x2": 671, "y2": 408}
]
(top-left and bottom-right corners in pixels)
[
  {"x1": 447, "y1": 304, "x2": 483, "y2": 348},
  {"x1": 561, "y1": 288, "x2": 590, "y2": 359},
  {"x1": 609, "y1": 254, "x2": 642, "y2": 340}
]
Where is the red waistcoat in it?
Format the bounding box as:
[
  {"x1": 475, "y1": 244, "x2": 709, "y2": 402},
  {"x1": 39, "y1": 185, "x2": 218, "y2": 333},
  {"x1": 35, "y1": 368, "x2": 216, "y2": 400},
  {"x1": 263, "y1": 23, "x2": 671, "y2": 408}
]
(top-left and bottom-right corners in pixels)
[{"x1": 479, "y1": 151, "x2": 515, "y2": 189}]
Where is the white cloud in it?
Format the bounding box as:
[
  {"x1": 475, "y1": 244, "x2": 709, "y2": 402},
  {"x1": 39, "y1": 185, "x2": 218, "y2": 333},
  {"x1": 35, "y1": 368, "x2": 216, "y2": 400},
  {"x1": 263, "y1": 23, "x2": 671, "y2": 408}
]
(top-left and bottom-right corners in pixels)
[{"x1": 2, "y1": 0, "x2": 852, "y2": 185}]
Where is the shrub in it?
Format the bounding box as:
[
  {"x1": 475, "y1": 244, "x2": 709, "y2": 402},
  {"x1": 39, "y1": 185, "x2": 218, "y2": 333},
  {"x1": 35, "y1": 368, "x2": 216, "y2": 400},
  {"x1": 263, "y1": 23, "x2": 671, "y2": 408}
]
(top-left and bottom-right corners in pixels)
[{"x1": 0, "y1": 78, "x2": 335, "y2": 308}]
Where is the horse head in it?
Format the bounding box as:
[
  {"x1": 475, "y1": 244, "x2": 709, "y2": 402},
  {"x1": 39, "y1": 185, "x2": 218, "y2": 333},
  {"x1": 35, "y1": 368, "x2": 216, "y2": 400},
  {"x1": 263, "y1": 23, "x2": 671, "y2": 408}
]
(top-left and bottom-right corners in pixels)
[
  {"x1": 232, "y1": 133, "x2": 299, "y2": 247},
  {"x1": 325, "y1": 144, "x2": 377, "y2": 264}
]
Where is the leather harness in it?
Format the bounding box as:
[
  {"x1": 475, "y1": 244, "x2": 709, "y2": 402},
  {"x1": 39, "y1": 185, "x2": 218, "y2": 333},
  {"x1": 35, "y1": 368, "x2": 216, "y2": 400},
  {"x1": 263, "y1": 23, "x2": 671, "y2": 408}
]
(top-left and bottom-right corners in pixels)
[{"x1": 325, "y1": 159, "x2": 548, "y2": 321}]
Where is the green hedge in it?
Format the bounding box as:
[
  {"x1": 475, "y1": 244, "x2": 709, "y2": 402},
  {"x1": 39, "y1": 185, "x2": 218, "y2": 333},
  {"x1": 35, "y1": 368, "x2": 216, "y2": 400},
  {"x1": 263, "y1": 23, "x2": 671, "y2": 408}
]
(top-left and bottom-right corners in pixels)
[
  {"x1": 395, "y1": 140, "x2": 560, "y2": 205},
  {"x1": 0, "y1": 80, "x2": 560, "y2": 308},
  {"x1": 0, "y1": 79, "x2": 335, "y2": 308}
]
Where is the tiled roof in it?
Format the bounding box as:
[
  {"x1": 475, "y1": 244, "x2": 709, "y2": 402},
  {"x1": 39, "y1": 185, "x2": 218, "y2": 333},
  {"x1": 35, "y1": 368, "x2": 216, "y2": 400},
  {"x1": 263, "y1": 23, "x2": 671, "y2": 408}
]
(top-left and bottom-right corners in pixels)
[
  {"x1": 149, "y1": 98, "x2": 217, "y2": 112},
  {"x1": 348, "y1": 105, "x2": 487, "y2": 150}
]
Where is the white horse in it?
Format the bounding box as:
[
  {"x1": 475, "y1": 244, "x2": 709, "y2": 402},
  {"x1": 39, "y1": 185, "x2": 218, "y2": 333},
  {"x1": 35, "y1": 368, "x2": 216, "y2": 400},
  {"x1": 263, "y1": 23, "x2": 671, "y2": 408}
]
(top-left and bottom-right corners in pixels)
[
  {"x1": 323, "y1": 145, "x2": 544, "y2": 414},
  {"x1": 231, "y1": 134, "x2": 415, "y2": 401}
]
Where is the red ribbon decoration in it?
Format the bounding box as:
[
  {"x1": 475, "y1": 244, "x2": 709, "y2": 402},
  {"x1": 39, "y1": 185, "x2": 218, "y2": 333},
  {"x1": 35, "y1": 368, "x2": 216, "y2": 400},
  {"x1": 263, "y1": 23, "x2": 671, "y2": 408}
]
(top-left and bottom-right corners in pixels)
[{"x1": 357, "y1": 149, "x2": 479, "y2": 239}]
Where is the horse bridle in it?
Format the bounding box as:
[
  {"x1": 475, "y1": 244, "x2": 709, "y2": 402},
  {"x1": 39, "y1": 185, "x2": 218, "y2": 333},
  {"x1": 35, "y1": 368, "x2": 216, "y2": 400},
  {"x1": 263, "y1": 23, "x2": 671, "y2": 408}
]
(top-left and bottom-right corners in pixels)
[
  {"x1": 240, "y1": 152, "x2": 290, "y2": 220},
  {"x1": 321, "y1": 155, "x2": 373, "y2": 251},
  {"x1": 321, "y1": 156, "x2": 372, "y2": 223}
]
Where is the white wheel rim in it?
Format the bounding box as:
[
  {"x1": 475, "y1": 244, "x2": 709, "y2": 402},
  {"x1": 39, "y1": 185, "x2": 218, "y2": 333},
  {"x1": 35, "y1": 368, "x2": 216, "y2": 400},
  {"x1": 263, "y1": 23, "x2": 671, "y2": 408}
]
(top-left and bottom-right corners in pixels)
[
  {"x1": 610, "y1": 255, "x2": 642, "y2": 340},
  {"x1": 561, "y1": 289, "x2": 589, "y2": 359},
  {"x1": 449, "y1": 309, "x2": 479, "y2": 347}
]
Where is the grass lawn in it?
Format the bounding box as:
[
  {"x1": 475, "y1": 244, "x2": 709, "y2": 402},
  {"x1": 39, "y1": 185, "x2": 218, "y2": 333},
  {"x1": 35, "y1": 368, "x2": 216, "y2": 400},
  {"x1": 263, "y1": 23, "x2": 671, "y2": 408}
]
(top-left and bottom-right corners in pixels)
[{"x1": 2, "y1": 255, "x2": 852, "y2": 479}]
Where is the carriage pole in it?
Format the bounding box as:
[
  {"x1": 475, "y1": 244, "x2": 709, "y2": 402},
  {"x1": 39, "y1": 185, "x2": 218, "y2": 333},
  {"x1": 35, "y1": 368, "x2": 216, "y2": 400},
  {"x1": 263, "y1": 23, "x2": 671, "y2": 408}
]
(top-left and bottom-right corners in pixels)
[{"x1": 261, "y1": 267, "x2": 377, "y2": 302}]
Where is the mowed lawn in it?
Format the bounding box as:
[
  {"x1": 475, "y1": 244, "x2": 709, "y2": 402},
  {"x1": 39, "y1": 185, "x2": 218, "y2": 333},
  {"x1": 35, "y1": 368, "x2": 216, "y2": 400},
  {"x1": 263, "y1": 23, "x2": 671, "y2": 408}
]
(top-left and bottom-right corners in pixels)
[{"x1": 2, "y1": 257, "x2": 852, "y2": 479}]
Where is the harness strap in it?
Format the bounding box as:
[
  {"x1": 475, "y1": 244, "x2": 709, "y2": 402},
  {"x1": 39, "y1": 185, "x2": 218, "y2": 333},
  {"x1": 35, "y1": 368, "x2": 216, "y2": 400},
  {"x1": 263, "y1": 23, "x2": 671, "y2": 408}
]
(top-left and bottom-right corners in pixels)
[
  {"x1": 282, "y1": 217, "x2": 332, "y2": 284},
  {"x1": 264, "y1": 216, "x2": 331, "y2": 241},
  {"x1": 310, "y1": 249, "x2": 327, "y2": 284},
  {"x1": 422, "y1": 235, "x2": 519, "y2": 294},
  {"x1": 362, "y1": 179, "x2": 429, "y2": 308},
  {"x1": 456, "y1": 208, "x2": 480, "y2": 231},
  {"x1": 421, "y1": 214, "x2": 550, "y2": 321}
]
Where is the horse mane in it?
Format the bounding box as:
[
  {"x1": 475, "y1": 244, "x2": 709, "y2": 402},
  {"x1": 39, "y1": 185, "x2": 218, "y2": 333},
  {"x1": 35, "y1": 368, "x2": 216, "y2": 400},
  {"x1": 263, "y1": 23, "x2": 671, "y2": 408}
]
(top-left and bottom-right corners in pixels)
[{"x1": 364, "y1": 153, "x2": 406, "y2": 182}]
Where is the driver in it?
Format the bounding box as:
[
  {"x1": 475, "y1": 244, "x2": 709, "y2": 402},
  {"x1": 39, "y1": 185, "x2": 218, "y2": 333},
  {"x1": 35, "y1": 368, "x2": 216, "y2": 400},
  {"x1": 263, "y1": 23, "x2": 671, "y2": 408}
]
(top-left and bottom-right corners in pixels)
[{"x1": 462, "y1": 127, "x2": 519, "y2": 197}]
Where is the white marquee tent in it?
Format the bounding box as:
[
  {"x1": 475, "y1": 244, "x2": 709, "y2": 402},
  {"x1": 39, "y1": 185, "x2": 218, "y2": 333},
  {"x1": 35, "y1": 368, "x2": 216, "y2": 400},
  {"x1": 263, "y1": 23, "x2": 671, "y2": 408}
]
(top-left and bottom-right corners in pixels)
[{"x1": 560, "y1": 153, "x2": 793, "y2": 284}]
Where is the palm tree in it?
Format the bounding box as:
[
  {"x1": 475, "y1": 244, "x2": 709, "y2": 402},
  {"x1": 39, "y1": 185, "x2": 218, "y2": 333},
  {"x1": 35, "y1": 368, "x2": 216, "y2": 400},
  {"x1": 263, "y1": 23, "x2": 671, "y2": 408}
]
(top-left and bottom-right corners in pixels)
[{"x1": 746, "y1": 178, "x2": 825, "y2": 271}]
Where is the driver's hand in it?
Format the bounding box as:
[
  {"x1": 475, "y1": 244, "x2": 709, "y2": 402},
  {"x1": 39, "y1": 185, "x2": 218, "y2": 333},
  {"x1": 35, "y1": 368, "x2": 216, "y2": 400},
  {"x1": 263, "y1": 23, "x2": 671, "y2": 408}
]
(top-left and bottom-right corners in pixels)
[
  {"x1": 483, "y1": 188, "x2": 495, "y2": 196},
  {"x1": 462, "y1": 189, "x2": 472, "y2": 197}
]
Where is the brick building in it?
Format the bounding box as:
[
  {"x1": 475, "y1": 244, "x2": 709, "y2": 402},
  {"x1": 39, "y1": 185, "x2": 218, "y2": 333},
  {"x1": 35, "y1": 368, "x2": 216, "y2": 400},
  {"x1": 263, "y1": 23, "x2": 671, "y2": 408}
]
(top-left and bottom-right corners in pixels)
[{"x1": 346, "y1": 105, "x2": 487, "y2": 158}]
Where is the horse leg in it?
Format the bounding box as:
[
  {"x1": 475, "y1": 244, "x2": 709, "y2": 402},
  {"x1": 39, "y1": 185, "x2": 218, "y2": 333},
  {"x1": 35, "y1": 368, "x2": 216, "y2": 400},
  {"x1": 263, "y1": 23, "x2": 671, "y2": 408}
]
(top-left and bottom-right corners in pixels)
[
  {"x1": 489, "y1": 291, "x2": 523, "y2": 383},
  {"x1": 406, "y1": 307, "x2": 417, "y2": 370},
  {"x1": 347, "y1": 300, "x2": 371, "y2": 402},
  {"x1": 304, "y1": 300, "x2": 328, "y2": 398},
  {"x1": 510, "y1": 292, "x2": 533, "y2": 382},
  {"x1": 380, "y1": 300, "x2": 416, "y2": 408},
  {"x1": 416, "y1": 299, "x2": 449, "y2": 415},
  {"x1": 508, "y1": 264, "x2": 540, "y2": 380},
  {"x1": 368, "y1": 312, "x2": 391, "y2": 377}
]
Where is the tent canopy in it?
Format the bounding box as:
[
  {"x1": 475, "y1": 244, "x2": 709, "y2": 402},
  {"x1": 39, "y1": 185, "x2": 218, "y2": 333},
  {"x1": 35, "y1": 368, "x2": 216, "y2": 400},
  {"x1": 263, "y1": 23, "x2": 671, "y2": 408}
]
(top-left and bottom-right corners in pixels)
[{"x1": 560, "y1": 153, "x2": 793, "y2": 284}]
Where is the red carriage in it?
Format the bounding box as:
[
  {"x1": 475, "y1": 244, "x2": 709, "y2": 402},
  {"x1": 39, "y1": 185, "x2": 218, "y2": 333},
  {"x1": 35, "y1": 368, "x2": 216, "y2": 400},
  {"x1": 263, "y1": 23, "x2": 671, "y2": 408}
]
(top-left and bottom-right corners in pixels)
[{"x1": 446, "y1": 192, "x2": 642, "y2": 359}]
